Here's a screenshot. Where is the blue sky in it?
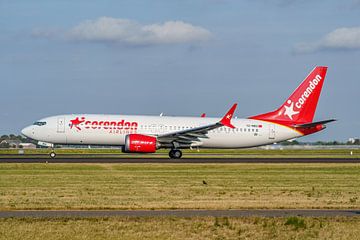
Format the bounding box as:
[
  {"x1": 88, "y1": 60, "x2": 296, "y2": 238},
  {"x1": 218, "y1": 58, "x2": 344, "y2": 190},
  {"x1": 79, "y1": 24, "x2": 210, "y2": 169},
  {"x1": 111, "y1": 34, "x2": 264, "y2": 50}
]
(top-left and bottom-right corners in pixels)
[{"x1": 0, "y1": 0, "x2": 359, "y2": 141}]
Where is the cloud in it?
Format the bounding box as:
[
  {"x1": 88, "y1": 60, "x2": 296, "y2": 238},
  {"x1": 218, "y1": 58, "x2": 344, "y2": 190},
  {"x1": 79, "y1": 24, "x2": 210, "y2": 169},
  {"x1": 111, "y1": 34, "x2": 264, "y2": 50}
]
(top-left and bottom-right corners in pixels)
[
  {"x1": 295, "y1": 27, "x2": 360, "y2": 53},
  {"x1": 33, "y1": 17, "x2": 211, "y2": 45}
]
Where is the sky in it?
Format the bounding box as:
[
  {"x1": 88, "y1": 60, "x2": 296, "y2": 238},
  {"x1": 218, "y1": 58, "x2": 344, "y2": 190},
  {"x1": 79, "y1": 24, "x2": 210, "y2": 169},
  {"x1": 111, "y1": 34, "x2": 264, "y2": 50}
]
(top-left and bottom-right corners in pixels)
[{"x1": 0, "y1": 0, "x2": 359, "y2": 141}]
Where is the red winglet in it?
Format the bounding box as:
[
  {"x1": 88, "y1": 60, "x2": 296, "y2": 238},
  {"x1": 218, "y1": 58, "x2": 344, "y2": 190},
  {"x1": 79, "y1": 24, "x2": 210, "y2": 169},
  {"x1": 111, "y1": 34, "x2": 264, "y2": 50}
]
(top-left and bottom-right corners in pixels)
[
  {"x1": 200, "y1": 113, "x2": 206, "y2": 118},
  {"x1": 220, "y1": 103, "x2": 237, "y2": 128}
]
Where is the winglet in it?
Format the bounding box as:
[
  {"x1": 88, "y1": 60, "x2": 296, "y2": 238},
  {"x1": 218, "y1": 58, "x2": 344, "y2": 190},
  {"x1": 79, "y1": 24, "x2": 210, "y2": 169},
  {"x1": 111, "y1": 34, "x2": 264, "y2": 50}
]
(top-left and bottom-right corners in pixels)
[
  {"x1": 220, "y1": 103, "x2": 237, "y2": 128},
  {"x1": 200, "y1": 113, "x2": 206, "y2": 118}
]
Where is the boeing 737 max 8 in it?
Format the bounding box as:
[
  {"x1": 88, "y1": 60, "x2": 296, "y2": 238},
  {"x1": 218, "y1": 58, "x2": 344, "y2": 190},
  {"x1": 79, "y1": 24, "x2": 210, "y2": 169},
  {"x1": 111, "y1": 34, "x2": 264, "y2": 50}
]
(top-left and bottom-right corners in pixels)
[{"x1": 21, "y1": 66, "x2": 335, "y2": 158}]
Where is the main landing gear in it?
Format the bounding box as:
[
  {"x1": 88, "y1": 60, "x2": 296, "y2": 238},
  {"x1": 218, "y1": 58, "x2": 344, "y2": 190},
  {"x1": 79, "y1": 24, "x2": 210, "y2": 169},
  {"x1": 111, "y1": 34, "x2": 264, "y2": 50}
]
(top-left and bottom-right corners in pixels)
[{"x1": 169, "y1": 149, "x2": 182, "y2": 159}]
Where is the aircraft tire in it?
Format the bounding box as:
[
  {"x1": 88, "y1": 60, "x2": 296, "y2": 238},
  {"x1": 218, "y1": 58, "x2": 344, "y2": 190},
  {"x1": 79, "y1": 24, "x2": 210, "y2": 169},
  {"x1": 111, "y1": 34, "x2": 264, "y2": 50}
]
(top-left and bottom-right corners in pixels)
[
  {"x1": 50, "y1": 152, "x2": 56, "y2": 158},
  {"x1": 169, "y1": 149, "x2": 182, "y2": 159}
]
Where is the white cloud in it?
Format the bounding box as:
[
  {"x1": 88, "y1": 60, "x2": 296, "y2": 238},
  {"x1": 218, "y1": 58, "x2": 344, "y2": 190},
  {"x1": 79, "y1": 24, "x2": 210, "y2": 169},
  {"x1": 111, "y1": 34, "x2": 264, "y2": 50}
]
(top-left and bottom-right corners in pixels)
[
  {"x1": 34, "y1": 17, "x2": 211, "y2": 45},
  {"x1": 295, "y1": 27, "x2": 360, "y2": 53}
]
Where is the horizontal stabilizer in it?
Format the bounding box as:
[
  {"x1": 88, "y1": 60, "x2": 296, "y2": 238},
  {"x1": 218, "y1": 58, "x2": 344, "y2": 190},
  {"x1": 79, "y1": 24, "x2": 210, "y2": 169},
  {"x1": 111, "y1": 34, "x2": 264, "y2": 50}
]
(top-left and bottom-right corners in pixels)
[{"x1": 293, "y1": 119, "x2": 336, "y2": 128}]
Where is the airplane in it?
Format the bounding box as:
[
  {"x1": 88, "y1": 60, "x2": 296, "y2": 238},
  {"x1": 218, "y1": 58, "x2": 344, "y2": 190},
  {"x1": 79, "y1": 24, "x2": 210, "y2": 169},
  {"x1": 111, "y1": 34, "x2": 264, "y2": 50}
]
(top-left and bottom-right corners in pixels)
[{"x1": 21, "y1": 66, "x2": 335, "y2": 159}]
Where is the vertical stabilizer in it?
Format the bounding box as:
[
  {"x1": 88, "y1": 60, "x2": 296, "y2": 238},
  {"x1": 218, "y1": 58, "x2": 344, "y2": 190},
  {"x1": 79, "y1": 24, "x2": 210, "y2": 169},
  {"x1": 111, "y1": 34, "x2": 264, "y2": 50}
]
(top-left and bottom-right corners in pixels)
[{"x1": 250, "y1": 66, "x2": 328, "y2": 124}]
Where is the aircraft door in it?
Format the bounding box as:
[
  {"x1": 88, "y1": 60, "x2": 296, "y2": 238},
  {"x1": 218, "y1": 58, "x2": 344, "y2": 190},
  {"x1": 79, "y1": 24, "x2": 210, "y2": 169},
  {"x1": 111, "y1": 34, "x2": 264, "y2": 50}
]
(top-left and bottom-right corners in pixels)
[
  {"x1": 57, "y1": 117, "x2": 65, "y2": 133},
  {"x1": 269, "y1": 124, "x2": 275, "y2": 139}
]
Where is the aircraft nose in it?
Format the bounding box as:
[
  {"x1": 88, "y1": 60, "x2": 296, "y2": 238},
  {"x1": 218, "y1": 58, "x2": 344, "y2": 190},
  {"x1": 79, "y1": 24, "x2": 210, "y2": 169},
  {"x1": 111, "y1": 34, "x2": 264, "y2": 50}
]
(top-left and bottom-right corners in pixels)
[{"x1": 21, "y1": 126, "x2": 33, "y2": 138}]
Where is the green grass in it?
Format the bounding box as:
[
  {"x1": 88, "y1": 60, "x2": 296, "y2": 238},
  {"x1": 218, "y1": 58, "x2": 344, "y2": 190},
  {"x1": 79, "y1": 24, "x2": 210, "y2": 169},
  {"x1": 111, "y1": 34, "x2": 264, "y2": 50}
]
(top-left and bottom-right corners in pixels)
[
  {"x1": 285, "y1": 216, "x2": 307, "y2": 230},
  {"x1": 0, "y1": 148, "x2": 359, "y2": 158},
  {"x1": 1, "y1": 216, "x2": 360, "y2": 240},
  {"x1": 0, "y1": 163, "x2": 359, "y2": 210}
]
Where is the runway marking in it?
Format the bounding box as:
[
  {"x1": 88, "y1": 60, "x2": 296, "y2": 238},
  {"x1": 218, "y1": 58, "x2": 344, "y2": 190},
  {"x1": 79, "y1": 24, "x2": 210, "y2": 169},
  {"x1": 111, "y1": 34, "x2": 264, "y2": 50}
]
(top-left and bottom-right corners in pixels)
[
  {"x1": 0, "y1": 210, "x2": 359, "y2": 218},
  {"x1": 0, "y1": 157, "x2": 359, "y2": 163}
]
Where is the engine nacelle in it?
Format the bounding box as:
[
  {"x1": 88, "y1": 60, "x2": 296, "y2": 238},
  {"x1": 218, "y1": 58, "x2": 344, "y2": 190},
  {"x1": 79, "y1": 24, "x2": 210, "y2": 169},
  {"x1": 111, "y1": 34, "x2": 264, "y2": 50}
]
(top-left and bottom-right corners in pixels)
[{"x1": 124, "y1": 134, "x2": 157, "y2": 153}]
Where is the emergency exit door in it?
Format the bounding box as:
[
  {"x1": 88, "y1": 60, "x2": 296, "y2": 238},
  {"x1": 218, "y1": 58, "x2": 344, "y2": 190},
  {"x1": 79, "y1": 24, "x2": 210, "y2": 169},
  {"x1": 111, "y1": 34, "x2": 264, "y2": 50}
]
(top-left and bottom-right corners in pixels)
[
  {"x1": 269, "y1": 124, "x2": 275, "y2": 139},
  {"x1": 57, "y1": 117, "x2": 65, "y2": 133}
]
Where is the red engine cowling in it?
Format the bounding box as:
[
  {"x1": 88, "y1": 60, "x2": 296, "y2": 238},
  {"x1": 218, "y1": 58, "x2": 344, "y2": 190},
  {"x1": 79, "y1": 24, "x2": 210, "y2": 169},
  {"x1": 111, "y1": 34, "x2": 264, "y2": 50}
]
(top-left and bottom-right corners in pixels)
[{"x1": 124, "y1": 134, "x2": 157, "y2": 153}]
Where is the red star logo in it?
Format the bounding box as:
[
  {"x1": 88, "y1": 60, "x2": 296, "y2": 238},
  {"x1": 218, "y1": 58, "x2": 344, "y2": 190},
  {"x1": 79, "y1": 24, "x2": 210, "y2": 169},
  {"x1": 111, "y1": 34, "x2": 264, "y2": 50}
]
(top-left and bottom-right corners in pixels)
[{"x1": 70, "y1": 117, "x2": 85, "y2": 131}]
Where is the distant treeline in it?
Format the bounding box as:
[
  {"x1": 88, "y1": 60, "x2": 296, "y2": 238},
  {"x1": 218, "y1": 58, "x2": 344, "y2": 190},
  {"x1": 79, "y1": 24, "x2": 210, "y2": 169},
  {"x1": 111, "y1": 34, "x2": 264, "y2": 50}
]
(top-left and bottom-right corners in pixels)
[
  {"x1": 280, "y1": 139, "x2": 360, "y2": 146},
  {"x1": 0, "y1": 134, "x2": 359, "y2": 148},
  {"x1": 0, "y1": 134, "x2": 37, "y2": 148},
  {"x1": 1, "y1": 134, "x2": 27, "y2": 142}
]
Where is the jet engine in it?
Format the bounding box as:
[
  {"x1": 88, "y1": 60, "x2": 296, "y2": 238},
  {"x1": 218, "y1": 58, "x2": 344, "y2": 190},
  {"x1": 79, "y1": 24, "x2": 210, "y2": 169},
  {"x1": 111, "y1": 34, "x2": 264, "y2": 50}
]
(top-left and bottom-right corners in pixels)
[{"x1": 123, "y1": 134, "x2": 158, "y2": 153}]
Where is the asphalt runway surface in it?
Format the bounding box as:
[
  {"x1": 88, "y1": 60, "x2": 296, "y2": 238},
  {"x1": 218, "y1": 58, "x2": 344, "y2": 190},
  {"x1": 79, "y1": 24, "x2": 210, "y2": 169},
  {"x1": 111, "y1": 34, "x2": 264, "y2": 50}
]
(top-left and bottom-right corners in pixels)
[
  {"x1": 0, "y1": 157, "x2": 359, "y2": 163},
  {"x1": 0, "y1": 210, "x2": 359, "y2": 218}
]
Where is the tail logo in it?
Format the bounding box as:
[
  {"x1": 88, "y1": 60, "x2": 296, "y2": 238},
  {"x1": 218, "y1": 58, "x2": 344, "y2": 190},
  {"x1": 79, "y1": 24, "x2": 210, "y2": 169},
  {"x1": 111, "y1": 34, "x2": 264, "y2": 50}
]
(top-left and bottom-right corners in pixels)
[
  {"x1": 295, "y1": 74, "x2": 322, "y2": 109},
  {"x1": 284, "y1": 100, "x2": 299, "y2": 120}
]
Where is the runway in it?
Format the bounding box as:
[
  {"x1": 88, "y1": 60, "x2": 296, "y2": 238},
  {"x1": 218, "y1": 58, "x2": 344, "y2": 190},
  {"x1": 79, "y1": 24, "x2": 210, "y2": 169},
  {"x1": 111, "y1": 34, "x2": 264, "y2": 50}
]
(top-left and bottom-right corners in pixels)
[
  {"x1": 0, "y1": 157, "x2": 359, "y2": 163},
  {"x1": 0, "y1": 209, "x2": 359, "y2": 218}
]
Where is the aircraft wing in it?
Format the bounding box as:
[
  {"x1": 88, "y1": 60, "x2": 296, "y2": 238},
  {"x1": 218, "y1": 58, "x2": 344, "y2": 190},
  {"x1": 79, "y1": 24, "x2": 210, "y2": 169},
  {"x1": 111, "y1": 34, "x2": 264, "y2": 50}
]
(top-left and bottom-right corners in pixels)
[{"x1": 157, "y1": 104, "x2": 237, "y2": 146}]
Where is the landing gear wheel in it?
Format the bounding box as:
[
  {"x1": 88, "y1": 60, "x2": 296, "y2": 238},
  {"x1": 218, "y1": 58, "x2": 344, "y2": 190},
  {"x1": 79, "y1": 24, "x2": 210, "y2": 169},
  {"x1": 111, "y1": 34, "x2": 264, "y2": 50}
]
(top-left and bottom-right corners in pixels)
[
  {"x1": 50, "y1": 152, "x2": 56, "y2": 158},
  {"x1": 169, "y1": 149, "x2": 182, "y2": 159}
]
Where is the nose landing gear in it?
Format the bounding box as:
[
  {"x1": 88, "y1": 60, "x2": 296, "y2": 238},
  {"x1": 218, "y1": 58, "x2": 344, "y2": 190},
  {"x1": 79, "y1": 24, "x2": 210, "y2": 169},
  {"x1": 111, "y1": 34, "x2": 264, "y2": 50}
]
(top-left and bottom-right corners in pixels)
[
  {"x1": 50, "y1": 145, "x2": 56, "y2": 158},
  {"x1": 49, "y1": 151, "x2": 56, "y2": 158},
  {"x1": 169, "y1": 149, "x2": 182, "y2": 159}
]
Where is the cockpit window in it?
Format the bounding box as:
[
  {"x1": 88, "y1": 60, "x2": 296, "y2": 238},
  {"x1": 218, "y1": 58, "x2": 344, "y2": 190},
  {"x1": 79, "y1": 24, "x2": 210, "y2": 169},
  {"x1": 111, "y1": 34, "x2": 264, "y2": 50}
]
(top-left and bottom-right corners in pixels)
[{"x1": 33, "y1": 121, "x2": 47, "y2": 126}]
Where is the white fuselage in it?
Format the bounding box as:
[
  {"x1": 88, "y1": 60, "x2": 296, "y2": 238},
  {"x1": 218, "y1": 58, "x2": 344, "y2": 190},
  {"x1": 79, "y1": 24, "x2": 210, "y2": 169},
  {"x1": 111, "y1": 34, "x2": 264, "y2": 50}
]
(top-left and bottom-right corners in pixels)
[{"x1": 21, "y1": 114, "x2": 303, "y2": 148}]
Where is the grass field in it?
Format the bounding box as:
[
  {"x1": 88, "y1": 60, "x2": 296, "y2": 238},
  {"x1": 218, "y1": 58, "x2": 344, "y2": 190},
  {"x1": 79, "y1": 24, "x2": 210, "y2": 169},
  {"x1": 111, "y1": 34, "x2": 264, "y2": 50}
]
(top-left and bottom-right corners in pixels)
[
  {"x1": 0, "y1": 163, "x2": 359, "y2": 210},
  {"x1": 0, "y1": 148, "x2": 359, "y2": 158},
  {"x1": 1, "y1": 216, "x2": 359, "y2": 240}
]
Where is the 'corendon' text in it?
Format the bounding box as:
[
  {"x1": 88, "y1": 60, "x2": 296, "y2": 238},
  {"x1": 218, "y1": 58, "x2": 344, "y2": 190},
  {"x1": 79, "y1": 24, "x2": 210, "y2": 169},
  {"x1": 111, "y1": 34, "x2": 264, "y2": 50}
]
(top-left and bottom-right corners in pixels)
[
  {"x1": 84, "y1": 120, "x2": 138, "y2": 130},
  {"x1": 295, "y1": 74, "x2": 322, "y2": 109}
]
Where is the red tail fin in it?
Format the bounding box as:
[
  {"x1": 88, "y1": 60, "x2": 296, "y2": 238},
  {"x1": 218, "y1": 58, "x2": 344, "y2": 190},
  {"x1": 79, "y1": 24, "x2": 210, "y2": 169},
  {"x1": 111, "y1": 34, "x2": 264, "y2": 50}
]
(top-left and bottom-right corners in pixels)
[{"x1": 250, "y1": 66, "x2": 328, "y2": 124}]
